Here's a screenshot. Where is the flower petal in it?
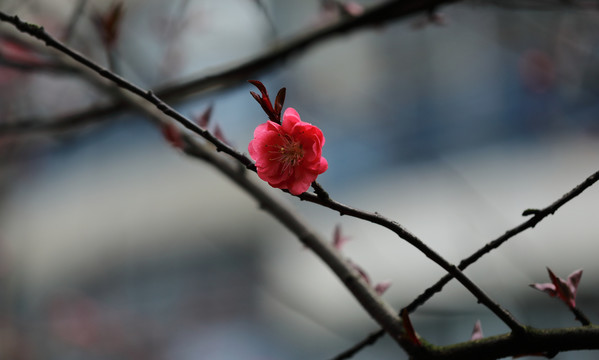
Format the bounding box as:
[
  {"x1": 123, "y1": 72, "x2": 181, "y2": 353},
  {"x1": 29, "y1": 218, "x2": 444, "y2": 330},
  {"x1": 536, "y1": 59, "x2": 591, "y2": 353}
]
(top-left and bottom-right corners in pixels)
[
  {"x1": 286, "y1": 175, "x2": 313, "y2": 195},
  {"x1": 318, "y1": 157, "x2": 328, "y2": 173},
  {"x1": 567, "y1": 269, "x2": 583, "y2": 298},
  {"x1": 547, "y1": 267, "x2": 576, "y2": 308},
  {"x1": 282, "y1": 107, "x2": 302, "y2": 132},
  {"x1": 529, "y1": 282, "x2": 557, "y2": 297}
]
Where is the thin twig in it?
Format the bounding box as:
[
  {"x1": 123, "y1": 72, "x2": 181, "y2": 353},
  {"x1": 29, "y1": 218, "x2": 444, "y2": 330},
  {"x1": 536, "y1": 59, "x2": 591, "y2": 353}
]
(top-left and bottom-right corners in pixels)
[
  {"x1": 331, "y1": 169, "x2": 599, "y2": 359},
  {"x1": 329, "y1": 330, "x2": 385, "y2": 360},
  {"x1": 408, "y1": 169, "x2": 599, "y2": 314},
  {"x1": 63, "y1": 0, "x2": 88, "y2": 43},
  {"x1": 572, "y1": 306, "x2": 592, "y2": 326},
  {"x1": 251, "y1": 0, "x2": 278, "y2": 38}
]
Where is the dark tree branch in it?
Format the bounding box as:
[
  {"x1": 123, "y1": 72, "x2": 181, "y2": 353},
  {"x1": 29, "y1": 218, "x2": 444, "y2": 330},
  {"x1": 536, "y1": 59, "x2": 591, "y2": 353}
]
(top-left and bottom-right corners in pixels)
[
  {"x1": 329, "y1": 330, "x2": 386, "y2": 360},
  {"x1": 0, "y1": 0, "x2": 460, "y2": 135},
  {"x1": 295, "y1": 195, "x2": 525, "y2": 333},
  {"x1": 334, "y1": 323, "x2": 599, "y2": 360},
  {"x1": 572, "y1": 306, "x2": 591, "y2": 326},
  {"x1": 331, "y1": 168, "x2": 599, "y2": 359},
  {"x1": 413, "y1": 325, "x2": 599, "y2": 360}
]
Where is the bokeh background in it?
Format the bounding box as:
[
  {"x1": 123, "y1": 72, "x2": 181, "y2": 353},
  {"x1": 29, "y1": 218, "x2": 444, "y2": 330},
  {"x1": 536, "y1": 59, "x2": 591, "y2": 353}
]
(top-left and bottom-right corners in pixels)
[{"x1": 0, "y1": 0, "x2": 598, "y2": 359}]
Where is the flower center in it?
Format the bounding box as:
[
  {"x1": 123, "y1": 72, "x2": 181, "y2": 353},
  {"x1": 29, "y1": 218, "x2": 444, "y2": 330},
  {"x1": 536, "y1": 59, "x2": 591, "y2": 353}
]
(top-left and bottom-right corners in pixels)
[{"x1": 269, "y1": 134, "x2": 304, "y2": 172}]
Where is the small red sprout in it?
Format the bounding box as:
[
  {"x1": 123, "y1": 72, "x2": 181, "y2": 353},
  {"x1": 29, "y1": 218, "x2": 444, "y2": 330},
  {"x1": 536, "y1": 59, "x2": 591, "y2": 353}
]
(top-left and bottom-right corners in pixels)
[
  {"x1": 348, "y1": 260, "x2": 371, "y2": 285},
  {"x1": 400, "y1": 309, "x2": 421, "y2": 346},
  {"x1": 93, "y1": 2, "x2": 125, "y2": 49},
  {"x1": 470, "y1": 320, "x2": 483, "y2": 340},
  {"x1": 374, "y1": 281, "x2": 392, "y2": 296},
  {"x1": 333, "y1": 225, "x2": 350, "y2": 251},
  {"x1": 161, "y1": 123, "x2": 183, "y2": 149},
  {"x1": 194, "y1": 103, "x2": 213, "y2": 129}
]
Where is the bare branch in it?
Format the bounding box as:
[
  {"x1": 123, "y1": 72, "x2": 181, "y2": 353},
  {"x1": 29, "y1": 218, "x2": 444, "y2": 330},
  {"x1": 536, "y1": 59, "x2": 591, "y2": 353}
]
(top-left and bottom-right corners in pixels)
[
  {"x1": 333, "y1": 323, "x2": 599, "y2": 360},
  {"x1": 297, "y1": 192, "x2": 524, "y2": 332},
  {"x1": 332, "y1": 168, "x2": 599, "y2": 359},
  {"x1": 572, "y1": 306, "x2": 592, "y2": 326},
  {"x1": 0, "y1": 0, "x2": 460, "y2": 135},
  {"x1": 416, "y1": 169, "x2": 599, "y2": 313}
]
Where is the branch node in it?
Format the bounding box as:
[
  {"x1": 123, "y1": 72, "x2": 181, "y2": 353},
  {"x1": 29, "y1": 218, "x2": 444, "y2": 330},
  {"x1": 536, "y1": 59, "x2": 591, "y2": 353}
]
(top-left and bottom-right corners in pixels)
[
  {"x1": 522, "y1": 208, "x2": 541, "y2": 216},
  {"x1": 312, "y1": 181, "x2": 330, "y2": 200}
]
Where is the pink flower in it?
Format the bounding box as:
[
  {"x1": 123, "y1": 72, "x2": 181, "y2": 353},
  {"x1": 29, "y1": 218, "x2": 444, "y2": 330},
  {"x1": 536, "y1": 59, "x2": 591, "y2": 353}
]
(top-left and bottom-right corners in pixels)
[
  {"x1": 530, "y1": 268, "x2": 582, "y2": 309},
  {"x1": 248, "y1": 108, "x2": 328, "y2": 195}
]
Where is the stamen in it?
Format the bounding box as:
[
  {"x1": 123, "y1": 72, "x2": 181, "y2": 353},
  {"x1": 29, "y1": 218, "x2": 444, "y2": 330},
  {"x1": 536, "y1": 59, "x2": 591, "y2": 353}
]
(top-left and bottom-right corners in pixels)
[{"x1": 266, "y1": 133, "x2": 304, "y2": 173}]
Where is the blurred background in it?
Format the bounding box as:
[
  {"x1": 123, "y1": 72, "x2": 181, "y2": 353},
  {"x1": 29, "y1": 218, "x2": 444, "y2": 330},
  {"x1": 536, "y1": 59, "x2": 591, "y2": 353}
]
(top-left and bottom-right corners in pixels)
[{"x1": 0, "y1": 0, "x2": 598, "y2": 359}]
